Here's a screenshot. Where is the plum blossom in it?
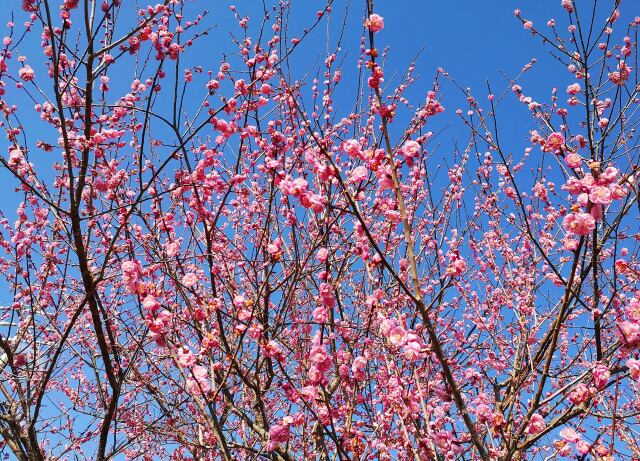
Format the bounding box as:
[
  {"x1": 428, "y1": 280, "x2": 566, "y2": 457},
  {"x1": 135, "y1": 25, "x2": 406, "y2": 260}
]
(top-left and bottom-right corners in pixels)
[
  {"x1": 187, "y1": 365, "x2": 210, "y2": 395},
  {"x1": 365, "y1": 14, "x2": 384, "y2": 33},
  {"x1": 568, "y1": 383, "x2": 591, "y2": 405},
  {"x1": 626, "y1": 358, "x2": 640, "y2": 380},
  {"x1": 566, "y1": 83, "x2": 581, "y2": 95},
  {"x1": 181, "y1": 272, "x2": 198, "y2": 287},
  {"x1": 18, "y1": 65, "x2": 35, "y2": 81},
  {"x1": 121, "y1": 260, "x2": 142, "y2": 293},
  {"x1": 608, "y1": 60, "x2": 632, "y2": 85},
  {"x1": 388, "y1": 325, "x2": 407, "y2": 347},
  {"x1": 615, "y1": 320, "x2": 640, "y2": 347},
  {"x1": 349, "y1": 165, "x2": 368, "y2": 183},
  {"x1": 149, "y1": 310, "x2": 173, "y2": 336},
  {"x1": 559, "y1": 427, "x2": 581, "y2": 443},
  {"x1": 267, "y1": 423, "x2": 290, "y2": 451},
  {"x1": 351, "y1": 356, "x2": 367, "y2": 381},
  {"x1": 575, "y1": 440, "x2": 591, "y2": 455},
  {"x1": 177, "y1": 347, "x2": 196, "y2": 368},
  {"x1": 564, "y1": 152, "x2": 582, "y2": 168},
  {"x1": 543, "y1": 132, "x2": 565, "y2": 152},
  {"x1": 526, "y1": 413, "x2": 546, "y2": 435},
  {"x1": 562, "y1": 212, "x2": 595, "y2": 236},
  {"x1": 401, "y1": 140, "x2": 421, "y2": 158},
  {"x1": 588, "y1": 185, "x2": 612, "y2": 205},
  {"x1": 593, "y1": 364, "x2": 610, "y2": 390},
  {"x1": 317, "y1": 247, "x2": 328, "y2": 262}
]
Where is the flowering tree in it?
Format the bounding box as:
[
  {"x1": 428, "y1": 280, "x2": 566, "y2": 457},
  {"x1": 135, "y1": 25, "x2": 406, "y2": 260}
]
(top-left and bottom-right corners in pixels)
[{"x1": 0, "y1": 0, "x2": 639, "y2": 460}]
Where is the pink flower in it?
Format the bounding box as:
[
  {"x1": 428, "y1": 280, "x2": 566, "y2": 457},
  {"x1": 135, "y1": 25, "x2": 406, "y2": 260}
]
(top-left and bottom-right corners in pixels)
[
  {"x1": 403, "y1": 340, "x2": 423, "y2": 360},
  {"x1": 559, "y1": 427, "x2": 581, "y2": 443},
  {"x1": 526, "y1": 413, "x2": 546, "y2": 435},
  {"x1": 562, "y1": 0, "x2": 574, "y2": 13},
  {"x1": 9, "y1": 148, "x2": 24, "y2": 165},
  {"x1": 627, "y1": 358, "x2": 640, "y2": 380},
  {"x1": 562, "y1": 212, "x2": 595, "y2": 236},
  {"x1": 543, "y1": 132, "x2": 565, "y2": 152},
  {"x1": 317, "y1": 247, "x2": 328, "y2": 262},
  {"x1": 593, "y1": 364, "x2": 610, "y2": 390},
  {"x1": 121, "y1": 260, "x2": 142, "y2": 293},
  {"x1": 343, "y1": 139, "x2": 363, "y2": 159},
  {"x1": 388, "y1": 326, "x2": 407, "y2": 346},
  {"x1": 615, "y1": 321, "x2": 640, "y2": 347},
  {"x1": 267, "y1": 423, "x2": 290, "y2": 451},
  {"x1": 177, "y1": 347, "x2": 196, "y2": 368},
  {"x1": 568, "y1": 383, "x2": 591, "y2": 405},
  {"x1": 299, "y1": 385, "x2": 318, "y2": 401},
  {"x1": 309, "y1": 345, "x2": 332, "y2": 372},
  {"x1": 149, "y1": 309, "x2": 173, "y2": 335},
  {"x1": 588, "y1": 185, "x2": 612, "y2": 205},
  {"x1": 609, "y1": 184, "x2": 625, "y2": 200},
  {"x1": 181, "y1": 272, "x2": 198, "y2": 287},
  {"x1": 564, "y1": 152, "x2": 582, "y2": 168},
  {"x1": 349, "y1": 165, "x2": 368, "y2": 183},
  {"x1": 351, "y1": 356, "x2": 367, "y2": 381},
  {"x1": 504, "y1": 186, "x2": 517, "y2": 200},
  {"x1": 566, "y1": 83, "x2": 581, "y2": 95},
  {"x1": 18, "y1": 65, "x2": 35, "y2": 81},
  {"x1": 142, "y1": 294, "x2": 160, "y2": 313},
  {"x1": 608, "y1": 60, "x2": 632, "y2": 85},
  {"x1": 576, "y1": 440, "x2": 591, "y2": 455},
  {"x1": 401, "y1": 140, "x2": 421, "y2": 158},
  {"x1": 365, "y1": 13, "x2": 384, "y2": 33},
  {"x1": 187, "y1": 364, "x2": 210, "y2": 395}
]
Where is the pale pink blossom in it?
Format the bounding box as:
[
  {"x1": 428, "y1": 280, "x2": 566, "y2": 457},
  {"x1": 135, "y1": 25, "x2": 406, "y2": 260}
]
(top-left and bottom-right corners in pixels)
[
  {"x1": 588, "y1": 185, "x2": 612, "y2": 205},
  {"x1": 181, "y1": 272, "x2": 198, "y2": 287},
  {"x1": 365, "y1": 14, "x2": 384, "y2": 33},
  {"x1": 615, "y1": 320, "x2": 640, "y2": 347},
  {"x1": 559, "y1": 427, "x2": 581, "y2": 443},
  {"x1": 566, "y1": 83, "x2": 581, "y2": 95},
  {"x1": 626, "y1": 358, "x2": 640, "y2": 380},
  {"x1": 568, "y1": 383, "x2": 591, "y2": 405},
  {"x1": 177, "y1": 347, "x2": 196, "y2": 368},
  {"x1": 388, "y1": 326, "x2": 407, "y2": 346},
  {"x1": 564, "y1": 152, "x2": 582, "y2": 168},
  {"x1": 562, "y1": 212, "x2": 595, "y2": 236},
  {"x1": 18, "y1": 65, "x2": 35, "y2": 81},
  {"x1": 562, "y1": 0, "x2": 574, "y2": 13},
  {"x1": 401, "y1": 140, "x2": 421, "y2": 158},
  {"x1": 187, "y1": 365, "x2": 210, "y2": 395},
  {"x1": 526, "y1": 413, "x2": 546, "y2": 435},
  {"x1": 349, "y1": 165, "x2": 368, "y2": 183},
  {"x1": 576, "y1": 440, "x2": 591, "y2": 455}
]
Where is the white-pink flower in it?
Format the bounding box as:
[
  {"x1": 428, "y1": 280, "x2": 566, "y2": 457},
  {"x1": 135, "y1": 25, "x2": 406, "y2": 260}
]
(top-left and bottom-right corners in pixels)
[
  {"x1": 187, "y1": 365, "x2": 210, "y2": 395},
  {"x1": 19, "y1": 65, "x2": 35, "y2": 81},
  {"x1": 559, "y1": 427, "x2": 581, "y2": 443},
  {"x1": 615, "y1": 320, "x2": 640, "y2": 347},
  {"x1": 181, "y1": 272, "x2": 198, "y2": 287},
  {"x1": 388, "y1": 326, "x2": 407, "y2": 347},
  {"x1": 177, "y1": 346, "x2": 196, "y2": 368},
  {"x1": 526, "y1": 413, "x2": 546, "y2": 435},
  {"x1": 349, "y1": 165, "x2": 368, "y2": 183}
]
